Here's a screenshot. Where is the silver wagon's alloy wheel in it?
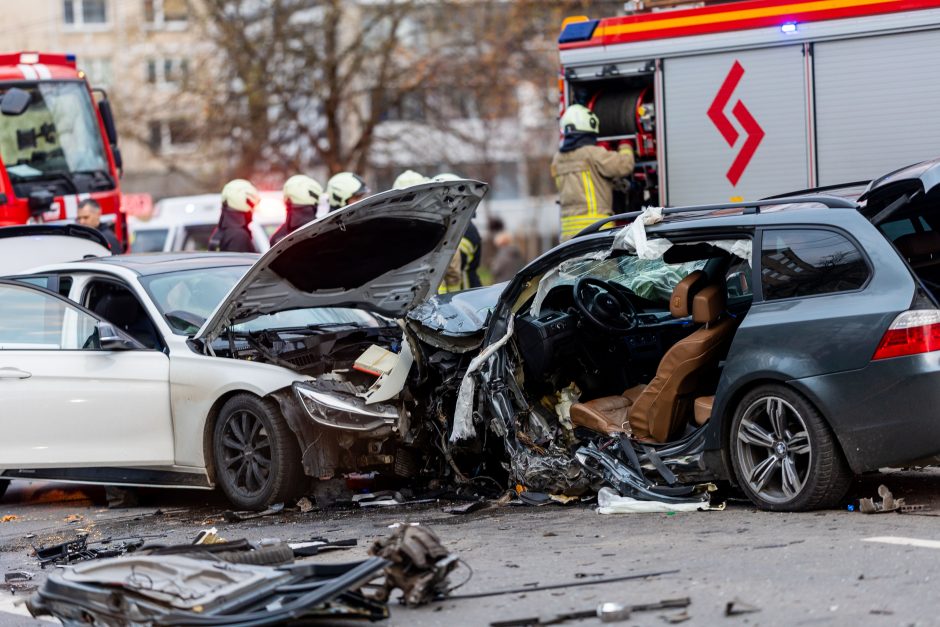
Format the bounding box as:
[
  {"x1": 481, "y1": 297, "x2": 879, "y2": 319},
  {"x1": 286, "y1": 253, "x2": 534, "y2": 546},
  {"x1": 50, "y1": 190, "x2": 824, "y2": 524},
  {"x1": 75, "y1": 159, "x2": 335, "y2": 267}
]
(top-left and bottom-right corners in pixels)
[
  {"x1": 729, "y1": 384, "x2": 852, "y2": 511},
  {"x1": 220, "y1": 409, "x2": 272, "y2": 500},
  {"x1": 735, "y1": 396, "x2": 811, "y2": 504}
]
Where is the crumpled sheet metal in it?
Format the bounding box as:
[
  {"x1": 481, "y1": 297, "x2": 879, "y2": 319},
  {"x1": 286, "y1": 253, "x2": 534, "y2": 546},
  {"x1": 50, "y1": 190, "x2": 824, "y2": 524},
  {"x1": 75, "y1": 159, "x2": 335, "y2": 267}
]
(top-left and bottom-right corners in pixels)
[
  {"x1": 510, "y1": 445, "x2": 591, "y2": 496},
  {"x1": 369, "y1": 524, "x2": 458, "y2": 606},
  {"x1": 450, "y1": 315, "x2": 515, "y2": 442}
]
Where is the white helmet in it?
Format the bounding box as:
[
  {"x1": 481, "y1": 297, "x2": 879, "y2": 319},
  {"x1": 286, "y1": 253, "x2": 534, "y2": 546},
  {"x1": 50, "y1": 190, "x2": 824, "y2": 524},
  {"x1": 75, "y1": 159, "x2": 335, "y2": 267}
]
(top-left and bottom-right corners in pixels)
[
  {"x1": 432, "y1": 172, "x2": 461, "y2": 182},
  {"x1": 283, "y1": 174, "x2": 322, "y2": 206},
  {"x1": 392, "y1": 169, "x2": 429, "y2": 189},
  {"x1": 326, "y1": 172, "x2": 369, "y2": 210},
  {"x1": 559, "y1": 104, "x2": 600, "y2": 134},
  {"x1": 221, "y1": 179, "x2": 260, "y2": 212}
]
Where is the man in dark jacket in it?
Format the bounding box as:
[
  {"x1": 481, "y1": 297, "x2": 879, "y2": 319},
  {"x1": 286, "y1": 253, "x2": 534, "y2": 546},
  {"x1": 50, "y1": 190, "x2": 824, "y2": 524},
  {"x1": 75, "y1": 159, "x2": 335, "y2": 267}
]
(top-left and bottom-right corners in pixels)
[
  {"x1": 270, "y1": 174, "x2": 322, "y2": 246},
  {"x1": 208, "y1": 179, "x2": 259, "y2": 252},
  {"x1": 76, "y1": 198, "x2": 123, "y2": 252}
]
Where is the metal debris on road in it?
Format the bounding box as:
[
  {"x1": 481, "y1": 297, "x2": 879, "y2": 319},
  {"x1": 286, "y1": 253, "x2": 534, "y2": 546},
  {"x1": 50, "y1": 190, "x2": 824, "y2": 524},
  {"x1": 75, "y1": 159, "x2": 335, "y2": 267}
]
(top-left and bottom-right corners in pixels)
[
  {"x1": 859, "y1": 485, "x2": 904, "y2": 514},
  {"x1": 370, "y1": 524, "x2": 460, "y2": 606},
  {"x1": 32, "y1": 535, "x2": 144, "y2": 569},
  {"x1": 447, "y1": 569, "x2": 681, "y2": 601},
  {"x1": 289, "y1": 537, "x2": 358, "y2": 557},
  {"x1": 296, "y1": 496, "x2": 315, "y2": 513},
  {"x1": 222, "y1": 501, "x2": 285, "y2": 522},
  {"x1": 724, "y1": 598, "x2": 760, "y2": 616},
  {"x1": 0, "y1": 515, "x2": 16, "y2": 522},
  {"x1": 489, "y1": 598, "x2": 691, "y2": 626}
]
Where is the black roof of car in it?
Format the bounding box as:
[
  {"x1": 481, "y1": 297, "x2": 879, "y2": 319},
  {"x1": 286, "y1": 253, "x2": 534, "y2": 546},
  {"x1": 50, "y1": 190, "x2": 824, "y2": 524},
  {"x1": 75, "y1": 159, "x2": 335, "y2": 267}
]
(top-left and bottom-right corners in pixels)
[{"x1": 90, "y1": 252, "x2": 258, "y2": 276}]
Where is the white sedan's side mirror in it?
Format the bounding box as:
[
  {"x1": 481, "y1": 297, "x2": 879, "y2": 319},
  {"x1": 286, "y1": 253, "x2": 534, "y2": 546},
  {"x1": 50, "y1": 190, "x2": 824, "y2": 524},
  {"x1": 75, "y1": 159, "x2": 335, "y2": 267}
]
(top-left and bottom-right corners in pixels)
[{"x1": 98, "y1": 323, "x2": 137, "y2": 351}]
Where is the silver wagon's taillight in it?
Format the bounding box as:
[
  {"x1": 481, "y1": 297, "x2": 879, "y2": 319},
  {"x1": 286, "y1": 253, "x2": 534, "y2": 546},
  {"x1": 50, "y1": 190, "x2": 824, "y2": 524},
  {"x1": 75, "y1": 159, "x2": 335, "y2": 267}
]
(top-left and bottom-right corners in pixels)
[{"x1": 872, "y1": 310, "x2": 940, "y2": 361}]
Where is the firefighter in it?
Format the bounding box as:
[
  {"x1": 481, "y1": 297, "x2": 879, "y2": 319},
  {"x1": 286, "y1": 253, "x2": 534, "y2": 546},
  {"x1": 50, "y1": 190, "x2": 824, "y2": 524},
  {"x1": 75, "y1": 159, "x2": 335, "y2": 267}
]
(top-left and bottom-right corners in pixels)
[
  {"x1": 551, "y1": 104, "x2": 635, "y2": 241},
  {"x1": 208, "y1": 178, "x2": 259, "y2": 252},
  {"x1": 270, "y1": 174, "x2": 322, "y2": 246},
  {"x1": 392, "y1": 169, "x2": 428, "y2": 189},
  {"x1": 434, "y1": 172, "x2": 481, "y2": 292},
  {"x1": 325, "y1": 172, "x2": 369, "y2": 212}
]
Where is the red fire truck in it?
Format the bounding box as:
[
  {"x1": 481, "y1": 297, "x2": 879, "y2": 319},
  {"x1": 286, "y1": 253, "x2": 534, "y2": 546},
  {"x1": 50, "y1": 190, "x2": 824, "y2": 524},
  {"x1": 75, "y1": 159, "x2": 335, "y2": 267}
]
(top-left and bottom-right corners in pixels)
[
  {"x1": 558, "y1": 0, "x2": 940, "y2": 207},
  {"x1": 0, "y1": 52, "x2": 124, "y2": 242}
]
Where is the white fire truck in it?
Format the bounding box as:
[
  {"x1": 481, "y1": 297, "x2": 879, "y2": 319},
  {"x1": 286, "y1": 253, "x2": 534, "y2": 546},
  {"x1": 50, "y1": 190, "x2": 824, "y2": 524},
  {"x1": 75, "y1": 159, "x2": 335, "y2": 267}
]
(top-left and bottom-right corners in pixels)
[{"x1": 558, "y1": 0, "x2": 940, "y2": 206}]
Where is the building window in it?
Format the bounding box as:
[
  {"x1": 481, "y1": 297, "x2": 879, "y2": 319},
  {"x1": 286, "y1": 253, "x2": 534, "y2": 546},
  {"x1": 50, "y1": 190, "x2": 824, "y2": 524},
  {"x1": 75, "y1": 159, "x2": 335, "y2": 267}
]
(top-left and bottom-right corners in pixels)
[
  {"x1": 144, "y1": 0, "x2": 188, "y2": 28},
  {"x1": 760, "y1": 229, "x2": 869, "y2": 301},
  {"x1": 81, "y1": 57, "x2": 113, "y2": 87},
  {"x1": 148, "y1": 119, "x2": 196, "y2": 153},
  {"x1": 64, "y1": 0, "x2": 108, "y2": 26},
  {"x1": 145, "y1": 58, "x2": 189, "y2": 86}
]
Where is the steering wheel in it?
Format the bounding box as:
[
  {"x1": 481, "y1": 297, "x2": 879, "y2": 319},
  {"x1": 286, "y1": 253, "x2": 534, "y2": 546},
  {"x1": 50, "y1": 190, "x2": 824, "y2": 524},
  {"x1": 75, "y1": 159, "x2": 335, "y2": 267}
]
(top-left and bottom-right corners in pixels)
[{"x1": 573, "y1": 277, "x2": 639, "y2": 333}]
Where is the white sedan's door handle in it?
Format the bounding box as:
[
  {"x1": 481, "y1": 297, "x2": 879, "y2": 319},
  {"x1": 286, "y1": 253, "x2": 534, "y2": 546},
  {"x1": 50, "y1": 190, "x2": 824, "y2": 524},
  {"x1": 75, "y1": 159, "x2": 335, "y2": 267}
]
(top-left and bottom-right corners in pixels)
[{"x1": 0, "y1": 367, "x2": 31, "y2": 379}]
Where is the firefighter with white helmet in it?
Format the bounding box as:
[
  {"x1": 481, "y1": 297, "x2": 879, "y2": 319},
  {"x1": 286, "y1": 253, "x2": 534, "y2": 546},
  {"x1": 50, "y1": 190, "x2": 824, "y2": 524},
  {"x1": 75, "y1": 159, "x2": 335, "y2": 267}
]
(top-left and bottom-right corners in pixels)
[
  {"x1": 392, "y1": 169, "x2": 429, "y2": 189},
  {"x1": 270, "y1": 174, "x2": 322, "y2": 246},
  {"x1": 325, "y1": 172, "x2": 370, "y2": 212},
  {"x1": 551, "y1": 103, "x2": 634, "y2": 241},
  {"x1": 209, "y1": 178, "x2": 260, "y2": 252}
]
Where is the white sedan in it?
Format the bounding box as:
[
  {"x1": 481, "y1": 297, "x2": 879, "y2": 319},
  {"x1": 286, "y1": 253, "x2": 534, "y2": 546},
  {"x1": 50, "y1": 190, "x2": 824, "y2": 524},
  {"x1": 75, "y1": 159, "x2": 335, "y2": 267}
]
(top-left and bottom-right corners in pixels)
[{"x1": 0, "y1": 181, "x2": 485, "y2": 509}]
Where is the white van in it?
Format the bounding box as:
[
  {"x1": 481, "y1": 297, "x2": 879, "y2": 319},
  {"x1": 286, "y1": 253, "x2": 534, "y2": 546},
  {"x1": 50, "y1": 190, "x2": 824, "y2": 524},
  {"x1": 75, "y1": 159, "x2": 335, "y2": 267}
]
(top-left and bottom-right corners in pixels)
[{"x1": 129, "y1": 192, "x2": 286, "y2": 253}]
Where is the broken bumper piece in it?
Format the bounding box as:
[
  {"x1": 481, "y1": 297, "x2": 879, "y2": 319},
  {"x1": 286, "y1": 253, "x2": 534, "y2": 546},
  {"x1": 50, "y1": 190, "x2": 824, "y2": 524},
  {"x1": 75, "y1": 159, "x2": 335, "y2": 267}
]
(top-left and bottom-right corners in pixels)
[
  {"x1": 293, "y1": 381, "x2": 400, "y2": 434},
  {"x1": 28, "y1": 554, "x2": 389, "y2": 625}
]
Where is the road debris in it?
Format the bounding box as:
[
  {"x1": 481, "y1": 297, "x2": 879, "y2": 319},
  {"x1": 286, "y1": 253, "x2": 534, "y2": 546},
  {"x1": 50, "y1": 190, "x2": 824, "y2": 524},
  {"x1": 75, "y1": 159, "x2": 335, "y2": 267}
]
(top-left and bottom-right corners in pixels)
[
  {"x1": 1, "y1": 515, "x2": 16, "y2": 522},
  {"x1": 725, "y1": 598, "x2": 760, "y2": 616},
  {"x1": 32, "y1": 535, "x2": 144, "y2": 569},
  {"x1": 597, "y1": 487, "x2": 723, "y2": 514},
  {"x1": 193, "y1": 527, "x2": 226, "y2": 545},
  {"x1": 289, "y1": 537, "x2": 358, "y2": 557},
  {"x1": 222, "y1": 501, "x2": 285, "y2": 522},
  {"x1": 296, "y1": 496, "x2": 315, "y2": 513},
  {"x1": 859, "y1": 485, "x2": 904, "y2": 514},
  {"x1": 370, "y1": 524, "x2": 460, "y2": 606},
  {"x1": 27, "y1": 553, "x2": 390, "y2": 624},
  {"x1": 489, "y1": 598, "x2": 691, "y2": 626},
  {"x1": 446, "y1": 569, "x2": 680, "y2": 601}
]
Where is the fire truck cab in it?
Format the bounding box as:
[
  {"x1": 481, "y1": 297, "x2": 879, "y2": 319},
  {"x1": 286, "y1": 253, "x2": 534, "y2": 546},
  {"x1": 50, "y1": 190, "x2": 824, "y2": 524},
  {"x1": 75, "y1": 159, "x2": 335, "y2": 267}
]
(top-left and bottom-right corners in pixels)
[
  {"x1": 559, "y1": 0, "x2": 940, "y2": 207},
  {"x1": 0, "y1": 52, "x2": 123, "y2": 243}
]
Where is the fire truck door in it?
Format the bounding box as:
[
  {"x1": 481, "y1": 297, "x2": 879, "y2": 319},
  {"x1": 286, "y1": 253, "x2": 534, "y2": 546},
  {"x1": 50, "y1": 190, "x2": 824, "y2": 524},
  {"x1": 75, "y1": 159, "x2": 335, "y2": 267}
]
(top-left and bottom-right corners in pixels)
[{"x1": 662, "y1": 45, "x2": 809, "y2": 206}]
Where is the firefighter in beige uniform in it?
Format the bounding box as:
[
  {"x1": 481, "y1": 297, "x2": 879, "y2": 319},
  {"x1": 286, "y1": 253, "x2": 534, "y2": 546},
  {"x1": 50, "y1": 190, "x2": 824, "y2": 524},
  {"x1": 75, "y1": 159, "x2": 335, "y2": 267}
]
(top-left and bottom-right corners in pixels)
[{"x1": 551, "y1": 104, "x2": 635, "y2": 241}]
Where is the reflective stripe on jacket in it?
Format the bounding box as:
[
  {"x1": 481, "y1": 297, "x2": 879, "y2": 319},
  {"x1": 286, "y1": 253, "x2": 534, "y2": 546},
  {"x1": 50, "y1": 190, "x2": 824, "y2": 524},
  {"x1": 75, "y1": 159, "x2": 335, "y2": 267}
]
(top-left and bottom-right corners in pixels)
[{"x1": 551, "y1": 144, "x2": 634, "y2": 241}]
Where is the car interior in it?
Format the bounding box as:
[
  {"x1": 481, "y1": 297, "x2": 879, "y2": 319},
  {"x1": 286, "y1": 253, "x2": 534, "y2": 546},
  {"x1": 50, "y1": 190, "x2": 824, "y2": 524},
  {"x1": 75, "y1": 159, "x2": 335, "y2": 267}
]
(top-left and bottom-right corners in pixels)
[
  {"x1": 85, "y1": 279, "x2": 162, "y2": 350},
  {"x1": 513, "y1": 240, "x2": 752, "y2": 445}
]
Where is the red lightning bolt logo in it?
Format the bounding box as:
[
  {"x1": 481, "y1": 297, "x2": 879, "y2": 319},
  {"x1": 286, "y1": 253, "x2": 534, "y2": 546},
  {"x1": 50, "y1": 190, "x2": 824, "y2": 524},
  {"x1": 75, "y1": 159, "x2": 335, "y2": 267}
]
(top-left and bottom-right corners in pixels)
[{"x1": 707, "y1": 61, "x2": 765, "y2": 186}]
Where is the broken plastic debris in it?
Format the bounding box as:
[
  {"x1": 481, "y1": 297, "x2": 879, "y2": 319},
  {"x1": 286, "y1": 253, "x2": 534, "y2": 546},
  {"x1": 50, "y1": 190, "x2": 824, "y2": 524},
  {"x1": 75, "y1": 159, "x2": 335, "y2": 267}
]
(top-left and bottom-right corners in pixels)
[
  {"x1": 0, "y1": 515, "x2": 16, "y2": 523},
  {"x1": 859, "y1": 485, "x2": 904, "y2": 514},
  {"x1": 193, "y1": 527, "x2": 226, "y2": 545},
  {"x1": 597, "y1": 487, "x2": 720, "y2": 514}
]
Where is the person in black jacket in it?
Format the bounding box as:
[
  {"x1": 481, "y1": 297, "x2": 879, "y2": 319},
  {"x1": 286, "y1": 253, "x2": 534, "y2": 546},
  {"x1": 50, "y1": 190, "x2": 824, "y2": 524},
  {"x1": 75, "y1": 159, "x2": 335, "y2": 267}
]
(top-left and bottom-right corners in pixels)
[
  {"x1": 270, "y1": 174, "x2": 322, "y2": 246},
  {"x1": 76, "y1": 198, "x2": 123, "y2": 253},
  {"x1": 208, "y1": 179, "x2": 260, "y2": 252}
]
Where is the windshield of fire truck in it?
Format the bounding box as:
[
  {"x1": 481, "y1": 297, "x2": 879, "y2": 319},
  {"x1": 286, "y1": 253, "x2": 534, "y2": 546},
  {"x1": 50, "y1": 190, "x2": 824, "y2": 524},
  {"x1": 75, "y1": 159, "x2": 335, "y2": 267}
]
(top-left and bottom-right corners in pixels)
[{"x1": 0, "y1": 81, "x2": 109, "y2": 182}]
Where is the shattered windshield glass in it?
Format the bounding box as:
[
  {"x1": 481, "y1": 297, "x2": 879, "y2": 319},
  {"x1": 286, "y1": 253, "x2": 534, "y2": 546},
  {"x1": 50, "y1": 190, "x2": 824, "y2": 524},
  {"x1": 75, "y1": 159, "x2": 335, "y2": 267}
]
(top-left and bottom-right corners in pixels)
[{"x1": 0, "y1": 81, "x2": 110, "y2": 183}]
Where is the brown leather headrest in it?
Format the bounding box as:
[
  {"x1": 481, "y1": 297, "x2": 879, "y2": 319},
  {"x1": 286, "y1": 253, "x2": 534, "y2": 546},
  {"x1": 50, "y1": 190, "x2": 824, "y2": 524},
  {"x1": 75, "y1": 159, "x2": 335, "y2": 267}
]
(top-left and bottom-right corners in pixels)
[
  {"x1": 693, "y1": 284, "x2": 725, "y2": 324},
  {"x1": 895, "y1": 232, "x2": 940, "y2": 259},
  {"x1": 670, "y1": 270, "x2": 707, "y2": 318}
]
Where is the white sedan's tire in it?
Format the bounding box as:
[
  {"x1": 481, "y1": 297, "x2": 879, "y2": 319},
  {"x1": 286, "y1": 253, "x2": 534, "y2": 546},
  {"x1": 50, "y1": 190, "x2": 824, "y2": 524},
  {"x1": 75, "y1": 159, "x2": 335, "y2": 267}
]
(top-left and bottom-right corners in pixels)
[
  {"x1": 212, "y1": 394, "x2": 304, "y2": 510},
  {"x1": 0, "y1": 479, "x2": 7, "y2": 502}
]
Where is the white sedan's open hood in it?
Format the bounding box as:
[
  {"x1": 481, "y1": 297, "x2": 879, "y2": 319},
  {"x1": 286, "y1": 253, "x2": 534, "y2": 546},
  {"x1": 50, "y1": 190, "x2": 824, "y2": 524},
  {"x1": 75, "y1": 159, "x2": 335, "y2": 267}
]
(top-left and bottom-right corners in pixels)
[{"x1": 195, "y1": 180, "x2": 487, "y2": 342}]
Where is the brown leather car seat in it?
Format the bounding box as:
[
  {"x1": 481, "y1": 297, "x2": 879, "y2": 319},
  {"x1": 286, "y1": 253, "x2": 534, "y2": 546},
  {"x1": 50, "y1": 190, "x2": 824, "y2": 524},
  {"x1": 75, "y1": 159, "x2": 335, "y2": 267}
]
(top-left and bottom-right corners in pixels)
[{"x1": 570, "y1": 270, "x2": 737, "y2": 442}]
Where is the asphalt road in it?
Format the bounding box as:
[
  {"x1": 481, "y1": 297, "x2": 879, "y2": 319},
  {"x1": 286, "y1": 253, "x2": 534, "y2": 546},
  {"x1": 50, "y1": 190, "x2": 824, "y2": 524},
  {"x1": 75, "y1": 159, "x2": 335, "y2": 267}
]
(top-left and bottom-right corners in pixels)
[{"x1": 2, "y1": 470, "x2": 940, "y2": 626}]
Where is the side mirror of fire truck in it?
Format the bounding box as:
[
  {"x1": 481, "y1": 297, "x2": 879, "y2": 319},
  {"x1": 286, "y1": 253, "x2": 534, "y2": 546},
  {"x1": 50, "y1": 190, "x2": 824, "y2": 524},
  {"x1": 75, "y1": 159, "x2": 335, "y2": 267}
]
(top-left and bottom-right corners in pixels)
[
  {"x1": 0, "y1": 88, "x2": 31, "y2": 116},
  {"x1": 97, "y1": 98, "x2": 118, "y2": 145}
]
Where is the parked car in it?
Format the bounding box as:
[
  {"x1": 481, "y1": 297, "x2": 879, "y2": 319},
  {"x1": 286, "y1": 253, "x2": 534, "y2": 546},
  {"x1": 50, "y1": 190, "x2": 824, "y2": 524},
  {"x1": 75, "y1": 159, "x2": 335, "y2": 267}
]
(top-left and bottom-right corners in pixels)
[
  {"x1": 128, "y1": 192, "x2": 287, "y2": 254},
  {"x1": 0, "y1": 224, "x2": 110, "y2": 275},
  {"x1": 0, "y1": 181, "x2": 484, "y2": 508}
]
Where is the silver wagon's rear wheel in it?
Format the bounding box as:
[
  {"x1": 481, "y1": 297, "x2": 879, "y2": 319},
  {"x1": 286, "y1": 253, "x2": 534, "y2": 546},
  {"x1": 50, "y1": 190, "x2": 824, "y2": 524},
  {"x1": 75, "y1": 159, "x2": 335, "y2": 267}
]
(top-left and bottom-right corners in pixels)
[{"x1": 730, "y1": 384, "x2": 851, "y2": 511}]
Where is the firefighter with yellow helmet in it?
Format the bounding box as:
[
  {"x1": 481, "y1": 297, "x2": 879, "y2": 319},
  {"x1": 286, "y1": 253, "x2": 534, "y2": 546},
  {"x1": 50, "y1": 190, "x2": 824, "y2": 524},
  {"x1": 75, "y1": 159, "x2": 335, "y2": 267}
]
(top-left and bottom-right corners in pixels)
[
  {"x1": 209, "y1": 178, "x2": 260, "y2": 252},
  {"x1": 270, "y1": 174, "x2": 322, "y2": 246},
  {"x1": 551, "y1": 104, "x2": 634, "y2": 241},
  {"x1": 325, "y1": 172, "x2": 370, "y2": 212}
]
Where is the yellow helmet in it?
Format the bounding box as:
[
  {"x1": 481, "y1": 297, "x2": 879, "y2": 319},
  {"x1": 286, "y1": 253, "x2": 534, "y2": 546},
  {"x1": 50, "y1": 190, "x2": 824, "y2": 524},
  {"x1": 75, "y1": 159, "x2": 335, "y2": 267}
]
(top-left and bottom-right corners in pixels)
[
  {"x1": 559, "y1": 104, "x2": 600, "y2": 134},
  {"x1": 283, "y1": 174, "x2": 323, "y2": 206},
  {"x1": 392, "y1": 169, "x2": 429, "y2": 189},
  {"x1": 221, "y1": 179, "x2": 260, "y2": 212},
  {"x1": 326, "y1": 172, "x2": 369, "y2": 210}
]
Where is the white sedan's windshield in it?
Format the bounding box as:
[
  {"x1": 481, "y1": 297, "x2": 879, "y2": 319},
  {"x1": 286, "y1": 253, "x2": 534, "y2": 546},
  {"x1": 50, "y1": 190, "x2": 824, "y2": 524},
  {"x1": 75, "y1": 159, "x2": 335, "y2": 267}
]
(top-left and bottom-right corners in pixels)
[{"x1": 141, "y1": 265, "x2": 381, "y2": 335}]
